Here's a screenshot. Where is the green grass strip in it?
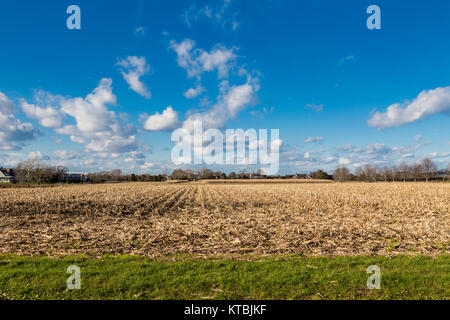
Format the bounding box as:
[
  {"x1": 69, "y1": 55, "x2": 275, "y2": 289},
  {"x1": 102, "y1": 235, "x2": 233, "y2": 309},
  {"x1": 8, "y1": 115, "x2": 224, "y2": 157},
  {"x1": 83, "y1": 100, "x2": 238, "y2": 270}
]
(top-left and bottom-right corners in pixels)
[{"x1": 0, "y1": 254, "x2": 448, "y2": 300}]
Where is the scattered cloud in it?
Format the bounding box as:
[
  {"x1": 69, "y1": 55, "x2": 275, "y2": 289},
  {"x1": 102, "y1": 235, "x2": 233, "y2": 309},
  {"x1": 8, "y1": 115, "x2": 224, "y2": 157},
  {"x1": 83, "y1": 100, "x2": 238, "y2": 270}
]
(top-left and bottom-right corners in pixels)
[
  {"x1": 140, "y1": 161, "x2": 155, "y2": 170},
  {"x1": 304, "y1": 103, "x2": 323, "y2": 112},
  {"x1": 182, "y1": 0, "x2": 239, "y2": 31},
  {"x1": 170, "y1": 38, "x2": 260, "y2": 133},
  {"x1": 125, "y1": 151, "x2": 146, "y2": 165},
  {"x1": 170, "y1": 39, "x2": 237, "y2": 79},
  {"x1": 21, "y1": 91, "x2": 64, "y2": 128},
  {"x1": 28, "y1": 151, "x2": 50, "y2": 161},
  {"x1": 304, "y1": 149, "x2": 324, "y2": 160},
  {"x1": 184, "y1": 85, "x2": 205, "y2": 99},
  {"x1": 304, "y1": 136, "x2": 324, "y2": 144},
  {"x1": 0, "y1": 91, "x2": 39, "y2": 151},
  {"x1": 337, "y1": 144, "x2": 356, "y2": 152},
  {"x1": 367, "y1": 86, "x2": 450, "y2": 129},
  {"x1": 249, "y1": 106, "x2": 274, "y2": 118},
  {"x1": 338, "y1": 55, "x2": 355, "y2": 66},
  {"x1": 116, "y1": 56, "x2": 151, "y2": 99},
  {"x1": 53, "y1": 136, "x2": 62, "y2": 144},
  {"x1": 60, "y1": 79, "x2": 116, "y2": 133},
  {"x1": 53, "y1": 150, "x2": 79, "y2": 160},
  {"x1": 0, "y1": 92, "x2": 15, "y2": 115},
  {"x1": 428, "y1": 151, "x2": 450, "y2": 165},
  {"x1": 333, "y1": 142, "x2": 426, "y2": 168},
  {"x1": 277, "y1": 137, "x2": 439, "y2": 173},
  {"x1": 56, "y1": 78, "x2": 138, "y2": 154},
  {"x1": 366, "y1": 143, "x2": 390, "y2": 156},
  {"x1": 429, "y1": 151, "x2": 450, "y2": 158},
  {"x1": 182, "y1": 77, "x2": 259, "y2": 132},
  {"x1": 322, "y1": 156, "x2": 336, "y2": 164},
  {"x1": 143, "y1": 106, "x2": 179, "y2": 131},
  {"x1": 134, "y1": 26, "x2": 146, "y2": 37},
  {"x1": 338, "y1": 157, "x2": 351, "y2": 165}
]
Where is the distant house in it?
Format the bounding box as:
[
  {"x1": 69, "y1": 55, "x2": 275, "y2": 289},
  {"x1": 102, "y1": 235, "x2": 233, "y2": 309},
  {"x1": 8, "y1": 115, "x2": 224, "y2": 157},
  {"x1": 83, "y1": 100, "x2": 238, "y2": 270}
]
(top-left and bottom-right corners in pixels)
[
  {"x1": 293, "y1": 174, "x2": 312, "y2": 179},
  {"x1": 0, "y1": 169, "x2": 13, "y2": 183},
  {"x1": 435, "y1": 170, "x2": 449, "y2": 181},
  {"x1": 64, "y1": 172, "x2": 88, "y2": 183}
]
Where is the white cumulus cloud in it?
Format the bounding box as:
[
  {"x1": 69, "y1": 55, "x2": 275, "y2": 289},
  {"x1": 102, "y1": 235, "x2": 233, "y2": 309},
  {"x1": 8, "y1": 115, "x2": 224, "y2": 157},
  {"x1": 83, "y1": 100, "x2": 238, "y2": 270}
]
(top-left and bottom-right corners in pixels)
[
  {"x1": 56, "y1": 79, "x2": 138, "y2": 154},
  {"x1": 116, "y1": 56, "x2": 151, "y2": 99},
  {"x1": 182, "y1": 78, "x2": 259, "y2": 132},
  {"x1": 0, "y1": 92, "x2": 39, "y2": 151},
  {"x1": 143, "y1": 106, "x2": 179, "y2": 131},
  {"x1": 28, "y1": 151, "x2": 50, "y2": 161},
  {"x1": 21, "y1": 99, "x2": 64, "y2": 128},
  {"x1": 368, "y1": 86, "x2": 450, "y2": 129},
  {"x1": 170, "y1": 39, "x2": 237, "y2": 79},
  {"x1": 184, "y1": 85, "x2": 205, "y2": 99},
  {"x1": 60, "y1": 78, "x2": 117, "y2": 133}
]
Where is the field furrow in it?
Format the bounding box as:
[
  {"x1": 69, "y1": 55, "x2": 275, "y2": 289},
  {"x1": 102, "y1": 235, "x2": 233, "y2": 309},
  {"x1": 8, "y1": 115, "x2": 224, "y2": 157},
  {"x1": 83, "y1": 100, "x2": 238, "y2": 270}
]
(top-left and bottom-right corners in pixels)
[{"x1": 0, "y1": 182, "x2": 448, "y2": 257}]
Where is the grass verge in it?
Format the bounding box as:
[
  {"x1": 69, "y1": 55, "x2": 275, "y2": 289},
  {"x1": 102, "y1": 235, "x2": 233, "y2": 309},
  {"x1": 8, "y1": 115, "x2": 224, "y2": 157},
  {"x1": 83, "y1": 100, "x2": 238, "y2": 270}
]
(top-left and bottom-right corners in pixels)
[{"x1": 0, "y1": 254, "x2": 448, "y2": 300}]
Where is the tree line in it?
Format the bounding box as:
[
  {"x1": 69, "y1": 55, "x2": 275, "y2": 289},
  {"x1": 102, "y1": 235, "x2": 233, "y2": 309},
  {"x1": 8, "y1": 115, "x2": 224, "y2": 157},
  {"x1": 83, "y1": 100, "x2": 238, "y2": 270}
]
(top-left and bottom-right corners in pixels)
[
  {"x1": 333, "y1": 158, "x2": 447, "y2": 182},
  {"x1": 9, "y1": 160, "x2": 165, "y2": 184},
  {"x1": 88, "y1": 170, "x2": 165, "y2": 183},
  {"x1": 13, "y1": 159, "x2": 68, "y2": 184},
  {"x1": 4, "y1": 157, "x2": 448, "y2": 184}
]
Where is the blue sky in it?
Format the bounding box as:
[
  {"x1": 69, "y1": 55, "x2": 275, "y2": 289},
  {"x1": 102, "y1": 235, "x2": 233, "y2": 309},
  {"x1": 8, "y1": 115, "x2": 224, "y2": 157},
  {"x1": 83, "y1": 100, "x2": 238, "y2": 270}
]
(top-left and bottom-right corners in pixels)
[{"x1": 0, "y1": 0, "x2": 449, "y2": 174}]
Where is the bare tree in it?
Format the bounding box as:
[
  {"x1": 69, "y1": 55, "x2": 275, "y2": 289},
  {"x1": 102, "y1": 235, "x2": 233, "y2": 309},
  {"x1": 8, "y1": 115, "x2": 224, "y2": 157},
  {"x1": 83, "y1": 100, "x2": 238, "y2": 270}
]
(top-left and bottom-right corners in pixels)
[
  {"x1": 333, "y1": 166, "x2": 350, "y2": 182},
  {"x1": 355, "y1": 166, "x2": 364, "y2": 181},
  {"x1": 398, "y1": 162, "x2": 409, "y2": 182},
  {"x1": 379, "y1": 166, "x2": 390, "y2": 182},
  {"x1": 228, "y1": 172, "x2": 237, "y2": 179},
  {"x1": 54, "y1": 166, "x2": 68, "y2": 182},
  {"x1": 185, "y1": 169, "x2": 196, "y2": 180},
  {"x1": 170, "y1": 169, "x2": 187, "y2": 180},
  {"x1": 239, "y1": 170, "x2": 249, "y2": 179},
  {"x1": 32, "y1": 165, "x2": 54, "y2": 184},
  {"x1": 363, "y1": 164, "x2": 377, "y2": 182},
  {"x1": 410, "y1": 162, "x2": 423, "y2": 182},
  {"x1": 110, "y1": 169, "x2": 122, "y2": 177},
  {"x1": 15, "y1": 159, "x2": 37, "y2": 183},
  {"x1": 198, "y1": 167, "x2": 214, "y2": 179},
  {"x1": 421, "y1": 158, "x2": 437, "y2": 182},
  {"x1": 15, "y1": 159, "x2": 63, "y2": 184},
  {"x1": 390, "y1": 165, "x2": 399, "y2": 182}
]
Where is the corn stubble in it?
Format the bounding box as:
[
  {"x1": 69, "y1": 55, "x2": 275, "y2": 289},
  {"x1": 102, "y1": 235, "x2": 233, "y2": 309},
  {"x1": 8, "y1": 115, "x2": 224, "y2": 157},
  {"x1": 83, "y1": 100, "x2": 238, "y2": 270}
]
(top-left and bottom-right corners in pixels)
[{"x1": 0, "y1": 182, "x2": 448, "y2": 257}]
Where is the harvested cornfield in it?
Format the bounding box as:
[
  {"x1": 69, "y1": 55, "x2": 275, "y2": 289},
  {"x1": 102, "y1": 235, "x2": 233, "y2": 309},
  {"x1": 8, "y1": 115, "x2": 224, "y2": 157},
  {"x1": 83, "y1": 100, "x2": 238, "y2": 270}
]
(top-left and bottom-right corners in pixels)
[
  {"x1": 200, "y1": 179, "x2": 334, "y2": 184},
  {"x1": 0, "y1": 182, "x2": 448, "y2": 257}
]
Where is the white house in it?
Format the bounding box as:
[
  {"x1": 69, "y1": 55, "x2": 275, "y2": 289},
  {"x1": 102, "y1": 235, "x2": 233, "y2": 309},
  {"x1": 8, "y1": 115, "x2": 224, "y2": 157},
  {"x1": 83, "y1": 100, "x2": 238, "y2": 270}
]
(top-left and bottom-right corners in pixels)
[{"x1": 0, "y1": 170, "x2": 13, "y2": 183}]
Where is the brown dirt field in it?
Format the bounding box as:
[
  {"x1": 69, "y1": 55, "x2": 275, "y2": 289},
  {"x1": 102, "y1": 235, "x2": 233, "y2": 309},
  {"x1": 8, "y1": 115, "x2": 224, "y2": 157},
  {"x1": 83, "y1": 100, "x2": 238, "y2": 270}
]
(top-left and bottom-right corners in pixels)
[
  {"x1": 199, "y1": 179, "x2": 334, "y2": 184},
  {"x1": 0, "y1": 182, "x2": 448, "y2": 257}
]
